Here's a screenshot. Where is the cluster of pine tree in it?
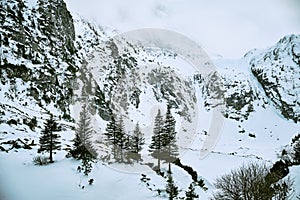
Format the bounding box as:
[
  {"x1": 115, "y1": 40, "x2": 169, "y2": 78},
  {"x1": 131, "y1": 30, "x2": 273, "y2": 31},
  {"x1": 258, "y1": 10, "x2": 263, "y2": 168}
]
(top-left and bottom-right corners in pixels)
[
  {"x1": 149, "y1": 103, "x2": 178, "y2": 173},
  {"x1": 104, "y1": 114, "x2": 145, "y2": 163},
  {"x1": 36, "y1": 99, "x2": 199, "y2": 198},
  {"x1": 37, "y1": 98, "x2": 179, "y2": 178},
  {"x1": 37, "y1": 102, "x2": 97, "y2": 176},
  {"x1": 185, "y1": 183, "x2": 199, "y2": 200},
  {"x1": 103, "y1": 102, "x2": 179, "y2": 171},
  {"x1": 165, "y1": 175, "x2": 199, "y2": 199}
]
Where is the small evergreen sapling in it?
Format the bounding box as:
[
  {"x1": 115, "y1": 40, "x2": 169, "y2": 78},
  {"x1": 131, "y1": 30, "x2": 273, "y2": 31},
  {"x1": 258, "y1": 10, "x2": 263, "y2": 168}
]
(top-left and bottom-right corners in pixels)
[
  {"x1": 166, "y1": 173, "x2": 178, "y2": 200},
  {"x1": 185, "y1": 183, "x2": 199, "y2": 200},
  {"x1": 88, "y1": 178, "x2": 94, "y2": 185}
]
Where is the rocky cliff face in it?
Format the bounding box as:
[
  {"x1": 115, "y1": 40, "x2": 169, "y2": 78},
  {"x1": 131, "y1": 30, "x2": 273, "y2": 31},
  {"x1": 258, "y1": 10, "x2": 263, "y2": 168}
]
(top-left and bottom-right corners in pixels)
[
  {"x1": 245, "y1": 34, "x2": 300, "y2": 122},
  {"x1": 197, "y1": 35, "x2": 300, "y2": 123},
  {"x1": 0, "y1": 0, "x2": 77, "y2": 129},
  {"x1": 0, "y1": 0, "x2": 197, "y2": 140}
]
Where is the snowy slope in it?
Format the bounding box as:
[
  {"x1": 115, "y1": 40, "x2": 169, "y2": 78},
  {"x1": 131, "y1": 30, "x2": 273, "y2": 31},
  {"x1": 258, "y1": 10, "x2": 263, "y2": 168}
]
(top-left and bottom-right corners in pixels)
[{"x1": 245, "y1": 34, "x2": 300, "y2": 122}]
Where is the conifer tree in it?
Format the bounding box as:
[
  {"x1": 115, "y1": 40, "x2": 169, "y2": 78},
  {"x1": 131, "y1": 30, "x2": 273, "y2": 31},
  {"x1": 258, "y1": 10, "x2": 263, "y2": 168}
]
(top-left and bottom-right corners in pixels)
[
  {"x1": 70, "y1": 103, "x2": 96, "y2": 175},
  {"x1": 38, "y1": 114, "x2": 61, "y2": 163},
  {"x1": 71, "y1": 103, "x2": 95, "y2": 159},
  {"x1": 185, "y1": 183, "x2": 199, "y2": 200},
  {"x1": 104, "y1": 113, "x2": 118, "y2": 161},
  {"x1": 131, "y1": 122, "x2": 145, "y2": 153},
  {"x1": 291, "y1": 134, "x2": 300, "y2": 164},
  {"x1": 162, "y1": 103, "x2": 178, "y2": 173},
  {"x1": 104, "y1": 115, "x2": 130, "y2": 162},
  {"x1": 93, "y1": 84, "x2": 111, "y2": 120},
  {"x1": 104, "y1": 114, "x2": 117, "y2": 145},
  {"x1": 127, "y1": 123, "x2": 145, "y2": 162},
  {"x1": 149, "y1": 109, "x2": 164, "y2": 171},
  {"x1": 293, "y1": 140, "x2": 300, "y2": 164},
  {"x1": 104, "y1": 115, "x2": 117, "y2": 158},
  {"x1": 115, "y1": 116, "x2": 126, "y2": 148},
  {"x1": 166, "y1": 173, "x2": 178, "y2": 200},
  {"x1": 115, "y1": 116, "x2": 127, "y2": 161}
]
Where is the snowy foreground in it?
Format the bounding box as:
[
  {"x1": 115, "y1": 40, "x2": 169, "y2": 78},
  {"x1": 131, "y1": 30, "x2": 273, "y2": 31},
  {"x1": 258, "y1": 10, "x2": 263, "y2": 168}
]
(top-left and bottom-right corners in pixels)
[{"x1": 1, "y1": 97, "x2": 299, "y2": 199}]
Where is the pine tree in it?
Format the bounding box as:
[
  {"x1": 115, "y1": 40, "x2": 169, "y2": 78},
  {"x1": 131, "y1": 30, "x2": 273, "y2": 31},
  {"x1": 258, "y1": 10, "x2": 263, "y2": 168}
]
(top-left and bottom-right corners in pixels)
[
  {"x1": 104, "y1": 113, "x2": 118, "y2": 161},
  {"x1": 93, "y1": 84, "x2": 111, "y2": 120},
  {"x1": 38, "y1": 114, "x2": 61, "y2": 163},
  {"x1": 291, "y1": 134, "x2": 300, "y2": 164},
  {"x1": 131, "y1": 122, "x2": 145, "y2": 153},
  {"x1": 149, "y1": 109, "x2": 164, "y2": 171},
  {"x1": 166, "y1": 174, "x2": 178, "y2": 200},
  {"x1": 104, "y1": 115, "x2": 129, "y2": 162},
  {"x1": 104, "y1": 114, "x2": 117, "y2": 145},
  {"x1": 115, "y1": 116, "x2": 128, "y2": 162},
  {"x1": 127, "y1": 123, "x2": 145, "y2": 162},
  {"x1": 161, "y1": 103, "x2": 178, "y2": 173},
  {"x1": 70, "y1": 104, "x2": 96, "y2": 175},
  {"x1": 293, "y1": 140, "x2": 300, "y2": 164},
  {"x1": 185, "y1": 183, "x2": 199, "y2": 200},
  {"x1": 115, "y1": 116, "x2": 126, "y2": 148}
]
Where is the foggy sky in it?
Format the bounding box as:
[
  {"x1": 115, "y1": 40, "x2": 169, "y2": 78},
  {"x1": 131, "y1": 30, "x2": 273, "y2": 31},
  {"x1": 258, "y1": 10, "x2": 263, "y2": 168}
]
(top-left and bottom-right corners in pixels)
[{"x1": 65, "y1": 0, "x2": 300, "y2": 58}]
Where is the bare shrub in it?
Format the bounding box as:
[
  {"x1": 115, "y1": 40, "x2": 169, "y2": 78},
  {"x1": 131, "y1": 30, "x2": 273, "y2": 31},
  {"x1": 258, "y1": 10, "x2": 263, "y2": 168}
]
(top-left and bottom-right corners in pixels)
[
  {"x1": 33, "y1": 155, "x2": 48, "y2": 165},
  {"x1": 213, "y1": 162, "x2": 293, "y2": 200}
]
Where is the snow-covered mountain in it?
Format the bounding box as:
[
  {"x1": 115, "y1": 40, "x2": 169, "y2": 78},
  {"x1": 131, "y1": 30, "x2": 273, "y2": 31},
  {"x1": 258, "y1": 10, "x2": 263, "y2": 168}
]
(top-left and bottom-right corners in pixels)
[
  {"x1": 1, "y1": 0, "x2": 77, "y2": 125},
  {"x1": 245, "y1": 34, "x2": 300, "y2": 123},
  {"x1": 0, "y1": 0, "x2": 300, "y2": 199}
]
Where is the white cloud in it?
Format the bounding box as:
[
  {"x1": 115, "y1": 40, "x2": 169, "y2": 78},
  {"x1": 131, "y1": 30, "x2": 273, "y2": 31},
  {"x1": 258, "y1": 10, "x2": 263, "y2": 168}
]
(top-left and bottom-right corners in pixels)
[{"x1": 65, "y1": 0, "x2": 300, "y2": 58}]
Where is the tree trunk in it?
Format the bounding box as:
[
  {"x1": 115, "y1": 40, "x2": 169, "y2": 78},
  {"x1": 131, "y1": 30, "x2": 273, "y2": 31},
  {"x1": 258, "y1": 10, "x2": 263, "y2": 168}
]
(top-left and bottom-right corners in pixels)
[
  {"x1": 49, "y1": 132, "x2": 53, "y2": 163},
  {"x1": 168, "y1": 144, "x2": 171, "y2": 173},
  {"x1": 158, "y1": 158, "x2": 161, "y2": 172}
]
